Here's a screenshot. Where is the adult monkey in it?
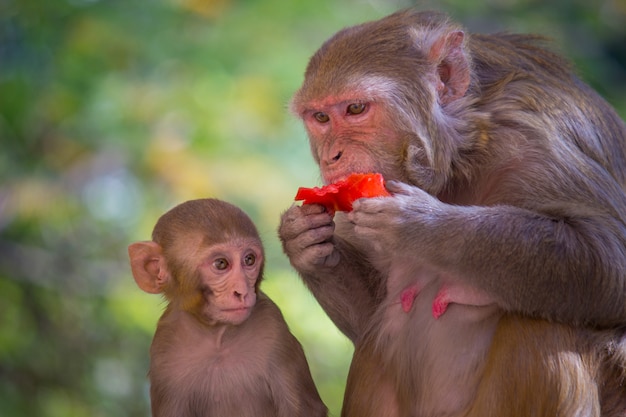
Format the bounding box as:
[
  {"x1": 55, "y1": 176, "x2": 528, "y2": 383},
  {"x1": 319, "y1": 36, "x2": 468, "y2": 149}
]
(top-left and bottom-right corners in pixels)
[{"x1": 279, "y1": 9, "x2": 626, "y2": 417}]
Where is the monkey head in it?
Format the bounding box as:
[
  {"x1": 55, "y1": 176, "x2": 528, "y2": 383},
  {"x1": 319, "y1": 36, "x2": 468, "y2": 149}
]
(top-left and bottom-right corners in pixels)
[
  {"x1": 290, "y1": 10, "x2": 472, "y2": 194},
  {"x1": 128, "y1": 199, "x2": 265, "y2": 327}
]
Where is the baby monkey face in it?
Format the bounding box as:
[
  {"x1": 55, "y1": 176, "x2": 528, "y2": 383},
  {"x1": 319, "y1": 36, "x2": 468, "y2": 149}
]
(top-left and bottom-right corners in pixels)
[{"x1": 195, "y1": 237, "x2": 262, "y2": 326}]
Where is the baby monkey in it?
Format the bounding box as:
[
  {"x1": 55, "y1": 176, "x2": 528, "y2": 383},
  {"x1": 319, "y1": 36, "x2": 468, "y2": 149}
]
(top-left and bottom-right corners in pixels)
[{"x1": 128, "y1": 198, "x2": 327, "y2": 417}]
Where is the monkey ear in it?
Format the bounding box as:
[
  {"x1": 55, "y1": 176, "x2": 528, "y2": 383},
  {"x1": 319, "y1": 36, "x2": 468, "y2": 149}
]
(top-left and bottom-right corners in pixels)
[
  {"x1": 128, "y1": 241, "x2": 169, "y2": 294},
  {"x1": 427, "y1": 30, "x2": 470, "y2": 105}
]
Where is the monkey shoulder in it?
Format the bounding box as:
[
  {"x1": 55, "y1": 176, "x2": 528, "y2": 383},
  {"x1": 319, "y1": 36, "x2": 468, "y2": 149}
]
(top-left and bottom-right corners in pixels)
[
  {"x1": 253, "y1": 291, "x2": 328, "y2": 415},
  {"x1": 470, "y1": 34, "x2": 626, "y2": 136},
  {"x1": 247, "y1": 291, "x2": 306, "y2": 354},
  {"x1": 239, "y1": 292, "x2": 293, "y2": 342},
  {"x1": 247, "y1": 292, "x2": 319, "y2": 377}
]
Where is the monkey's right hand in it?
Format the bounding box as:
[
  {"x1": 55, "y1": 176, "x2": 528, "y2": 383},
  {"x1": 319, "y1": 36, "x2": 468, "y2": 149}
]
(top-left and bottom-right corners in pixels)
[{"x1": 279, "y1": 204, "x2": 341, "y2": 273}]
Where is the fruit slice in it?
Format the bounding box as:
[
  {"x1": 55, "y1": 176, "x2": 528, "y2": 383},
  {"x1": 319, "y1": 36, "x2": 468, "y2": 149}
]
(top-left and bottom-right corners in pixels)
[{"x1": 294, "y1": 173, "x2": 390, "y2": 214}]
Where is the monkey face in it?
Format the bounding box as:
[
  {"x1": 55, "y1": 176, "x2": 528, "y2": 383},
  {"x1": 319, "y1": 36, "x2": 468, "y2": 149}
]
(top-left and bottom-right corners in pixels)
[
  {"x1": 289, "y1": 11, "x2": 469, "y2": 194},
  {"x1": 297, "y1": 93, "x2": 408, "y2": 185},
  {"x1": 291, "y1": 69, "x2": 421, "y2": 187},
  {"x1": 194, "y1": 237, "x2": 262, "y2": 326}
]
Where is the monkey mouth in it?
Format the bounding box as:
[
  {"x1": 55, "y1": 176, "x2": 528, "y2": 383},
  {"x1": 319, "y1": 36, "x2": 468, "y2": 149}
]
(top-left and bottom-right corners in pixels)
[
  {"x1": 221, "y1": 306, "x2": 252, "y2": 323},
  {"x1": 221, "y1": 305, "x2": 254, "y2": 317},
  {"x1": 325, "y1": 172, "x2": 354, "y2": 185},
  {"x1": 326, "y1": 169, "x2": 378, "y2": 185},
  {"x1": 323, "y1": 168, "x2": 350, "y2": 185},
  {"x1": 325, "y1": 176, "x2": 346, "y2": 185},
  {"x1": 222, "y1": 306, "x2": 251, "y2": 312}
]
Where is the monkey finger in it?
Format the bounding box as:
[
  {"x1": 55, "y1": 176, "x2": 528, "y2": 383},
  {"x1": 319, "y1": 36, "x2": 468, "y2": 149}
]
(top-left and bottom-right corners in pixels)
[
  {"x1": 351, "y1": 220, "x2": 391, "y2": 245},
  {"x1": 309, "y1": 242, "x2": 340, "y2": 267},
  {"x1": 386, "y1": 180, "x2": 425, "y2": 196},
  {"x1": 300, "y1": 224, "x2": 335, "y2": 248},
  {"x1": 299, "y1": 202, "x2": 330, "y2": 216},
  {"x1": 280, "y1": 210, "x2": 334, "y2": 241},
  {"x1": 351, "y1": 224, "x2": 376, "y2": 238},
  {"x1": 281, "y1": 203, "x2": 328, "y2": 223},
  {"x1": 351, "y1": 225, "x2": 386, "y2": 253},
  {"x1": 347, "y1": 209, "x2": 385, "y2": 230},
  {"x1": 294, "y1": 241, "x2": 339, "y2": 270},
  {"x1": 351, "y1": 197, "x2": 390, "y2": 215},
  {"x1": 301, "y1": 212, "x2": 335, "y2": 230},
  {"x1": 284, "y1": 223, "x2": 335, "y2": 257},
  {"x1": 351, "y1": 201, "x2": 405, "y2": 231},
  {"x1": 385, "y1": 180, "x2": 410, "y2": 194}
]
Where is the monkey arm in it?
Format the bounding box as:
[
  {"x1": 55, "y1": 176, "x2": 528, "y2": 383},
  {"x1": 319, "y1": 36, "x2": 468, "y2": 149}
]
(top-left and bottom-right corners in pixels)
[
  {"x1": 350, "y1": 181, "x2": 626, "y2": 327},
  {"x1": 261, "y1": 297, "x2": 328, "y2": 417},
  {"x1": 447, "y1": 205, "x2": 626, "y2": 327},
  {"x1": 279, "y1": 204, "x2": 381, "y2": 342},
  {"x1": 300, "y1": 239, "x2": 382, "y2": 343},
  {"x1": 269, "y1": 349, "x2": 329, "y2": 417}
]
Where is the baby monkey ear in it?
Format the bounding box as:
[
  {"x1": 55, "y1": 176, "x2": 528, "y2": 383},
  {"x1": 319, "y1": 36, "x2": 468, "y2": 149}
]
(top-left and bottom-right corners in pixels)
[{"x1": 128, "y1": 241, "x2": 169, "y2": 294}]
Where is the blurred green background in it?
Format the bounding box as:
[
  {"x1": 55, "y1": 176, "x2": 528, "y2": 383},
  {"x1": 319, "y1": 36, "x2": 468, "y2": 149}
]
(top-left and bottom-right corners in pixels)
[{"x1": 1, "y1": 0, "x2": 625, "y2": 415}]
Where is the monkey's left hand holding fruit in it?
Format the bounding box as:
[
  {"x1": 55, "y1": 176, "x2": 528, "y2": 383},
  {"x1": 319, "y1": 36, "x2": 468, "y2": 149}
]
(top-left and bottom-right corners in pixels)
[{"x1": 128, "y1": 199, "x2": 327, "y2": 417}]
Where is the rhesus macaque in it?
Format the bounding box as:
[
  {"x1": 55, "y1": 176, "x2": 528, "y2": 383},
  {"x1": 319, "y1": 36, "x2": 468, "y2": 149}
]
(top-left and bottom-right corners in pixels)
[
  {"x1": 129, "y1": 198, "x2": 327, "y2": 417},
  {"x1": 278, "y1": 9, "x2": 626, "y2": 417}
]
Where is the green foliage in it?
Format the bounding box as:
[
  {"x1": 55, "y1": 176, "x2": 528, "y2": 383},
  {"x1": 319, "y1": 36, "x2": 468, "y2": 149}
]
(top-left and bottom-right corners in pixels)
[{"x1": 0, "y1": 0, "x2": 624, "y2": 415}]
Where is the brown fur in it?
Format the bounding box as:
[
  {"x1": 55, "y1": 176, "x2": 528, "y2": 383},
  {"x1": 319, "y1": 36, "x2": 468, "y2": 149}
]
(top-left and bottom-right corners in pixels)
[
  {"x1": 468, "y1": 317, "x2": 626, "y2": 417},
  {"x1": 279, "y1": 9, "x2": 626, "y2": 416},
  {"x1": 130, "y1": 199, "x2": 327, "y2": 417}
]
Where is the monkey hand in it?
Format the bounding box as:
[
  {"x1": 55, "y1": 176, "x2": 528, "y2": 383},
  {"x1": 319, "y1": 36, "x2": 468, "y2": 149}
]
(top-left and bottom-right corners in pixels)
[
  {"x1": 279, "y1": 203, "x2": 341, "y2": 274},
  {"x1": 348, "y1": 180, "x2": 443, "y2": 256}
]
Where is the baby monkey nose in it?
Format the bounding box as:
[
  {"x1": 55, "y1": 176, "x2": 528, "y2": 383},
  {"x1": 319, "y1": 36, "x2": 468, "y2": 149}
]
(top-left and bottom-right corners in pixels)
[{"x1": 234, "y1": 290, "x2": 248, "y2": 302}]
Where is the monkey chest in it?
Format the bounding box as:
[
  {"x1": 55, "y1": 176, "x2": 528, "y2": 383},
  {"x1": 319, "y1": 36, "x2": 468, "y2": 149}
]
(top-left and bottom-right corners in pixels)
[
  {"x1": 151, "y1": 338, "x2": 279, "y2": 416},
  {"x1": 373, "y1": 283, "x2": 499, "y2": 417},
  {"x1": 198, "y1": 358, "x2": 275, "y2": 416}
]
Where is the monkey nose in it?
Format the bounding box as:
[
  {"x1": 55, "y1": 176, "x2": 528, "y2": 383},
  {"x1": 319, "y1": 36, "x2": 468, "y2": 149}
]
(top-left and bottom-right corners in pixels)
[{"x1": 326, "y1": 151, "x2": 342, "y2": 165}]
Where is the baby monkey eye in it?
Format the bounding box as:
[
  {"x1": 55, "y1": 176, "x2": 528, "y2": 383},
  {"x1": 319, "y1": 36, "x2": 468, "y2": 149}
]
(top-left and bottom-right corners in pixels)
[
  {"x1": 213, "y1": 258, "x2": 229, "y2": 270},
  {"x1": 244, "y1": 253, "x2": 256, "y2": 266},
  {"x1": 313, "y1": 112, "x2": 330, "y2": 123},
  {"x1": 347, "y1": 103, "x2": 366, "y2": 115}
]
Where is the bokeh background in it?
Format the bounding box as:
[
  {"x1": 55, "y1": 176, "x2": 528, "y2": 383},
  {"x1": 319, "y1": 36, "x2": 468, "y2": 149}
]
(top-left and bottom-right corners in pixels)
[{"x1": 1, "y1": 0, "x2": 625, "y2": 415}]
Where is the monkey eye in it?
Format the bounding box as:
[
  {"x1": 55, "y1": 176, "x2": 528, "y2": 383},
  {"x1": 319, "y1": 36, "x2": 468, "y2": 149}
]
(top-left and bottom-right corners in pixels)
[
  {"x1": 243, "y1": 253, "x2": 256, "y2": 267},
  {"x1": 213, "y1": 258, "x2": 229, "y2": 271},
  {"x1": 346, "y1": 103, "x2": 366, "y2": 115},
  {"x1": 313, "y1": 112, "x2": 330, "y2": 123}
]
